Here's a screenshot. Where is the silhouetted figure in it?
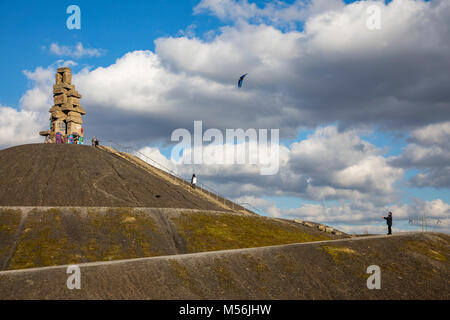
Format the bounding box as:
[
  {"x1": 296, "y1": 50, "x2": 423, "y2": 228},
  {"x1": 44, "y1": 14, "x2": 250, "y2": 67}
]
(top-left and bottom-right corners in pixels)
[
  {"x1": 191, "y1": 173, "x2": 197, "y2": 189},
  {"x1": 383, "y1": 212, "x2": 393, "y2": 235},
  {"x1": 92, "y1": 136, "x2": 99, "y2": 147}
]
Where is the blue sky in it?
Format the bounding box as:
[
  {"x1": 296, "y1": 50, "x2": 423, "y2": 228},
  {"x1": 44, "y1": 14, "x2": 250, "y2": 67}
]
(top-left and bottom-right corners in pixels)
[
  {"x1": 1, "y1": 0, "x2": 199, "y2": 106},
  {"x1": 0, "y1": 0, "x2": 448, "y2": 234},
  {"x1": 0, "y1": 0, "x2": 385, "y2": 107}
]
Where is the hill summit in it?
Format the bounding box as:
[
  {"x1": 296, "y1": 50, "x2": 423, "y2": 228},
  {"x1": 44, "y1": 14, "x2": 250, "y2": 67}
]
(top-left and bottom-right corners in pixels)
[{"x1": 0, "y1": 143, "x2": 223, "y2": 209}]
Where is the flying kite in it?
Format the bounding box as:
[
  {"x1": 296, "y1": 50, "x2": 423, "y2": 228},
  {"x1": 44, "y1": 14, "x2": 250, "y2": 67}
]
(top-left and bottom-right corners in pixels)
[{"x1": 238, "y1": 73, "x2": 248, "y2": 88}]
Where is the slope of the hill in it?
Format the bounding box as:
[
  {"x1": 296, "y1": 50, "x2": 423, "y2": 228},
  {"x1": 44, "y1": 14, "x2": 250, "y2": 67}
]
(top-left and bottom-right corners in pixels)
[
  {"x1": 0, "y1": 144, "x2": 223, "y2": 209},
  {"x1": 0, "y1": 207, "x2": 342, "y2": 271},
  {"x1": 98, "y1": 145, "x2": 251, "y2": 213},
  {"x1": 0, "y1": 232, "x2": 448, "y2": 299}
]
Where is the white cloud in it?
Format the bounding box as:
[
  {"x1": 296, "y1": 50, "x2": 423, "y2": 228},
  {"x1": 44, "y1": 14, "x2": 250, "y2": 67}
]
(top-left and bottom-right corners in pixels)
[
  {"x1": 410, "y1": 121, "x2": 450, "y2": 149},
  {"x1": 49, "y1": 42, "x2": 105, "y2": 58},
  {"x1": 4, "y1": 0, "x2": 450, "y2": 146},
  {"x1": 20, "y1": 67, "x2": 54, "y2": 112},
  {"x1": 245, "y1": 195, "x2": 450, "y2": 234},
  {"x1": 289, "y1": 126, "x2": 403, "y2": 198},
  {"x1": 0, "y1": 65, "x2": 57, "y2": 148},
  {"x1": 136, "y1": 146, "x2": 178, "y2": 173},
  {"x1": 194, "y1": 0, "x2": 344, "y2": 26},
  {"x1": 133, "y1": 125, "x2": 402, "y2": 206},
  {"x1": 233, "y1": 195, "x2": 274, "y2": 214},
  {"x1": 194, "y1": 0, "x2": 265, "y2": 21},
  {"x1": 41, "y1": 0, "x2": 449, "y2": 147},
  {"x1": 75, "y1": 51, "x2": 181, "y2": 113},
  {"x1": 390, "y1": 121, "x2": 450, "y2": 187},
  {"x1": 0, "y1": 106, "x2": 43, "y2": 148},
  {"x1": 336, "y1": 224, "x2": 406, "y2": 235}
]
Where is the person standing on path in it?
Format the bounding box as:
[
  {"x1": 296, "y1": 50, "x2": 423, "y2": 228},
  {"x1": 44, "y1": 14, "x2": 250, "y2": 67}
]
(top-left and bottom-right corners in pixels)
[{"x1": 382, "y1": 211, "x2": 393, "y2": 235}]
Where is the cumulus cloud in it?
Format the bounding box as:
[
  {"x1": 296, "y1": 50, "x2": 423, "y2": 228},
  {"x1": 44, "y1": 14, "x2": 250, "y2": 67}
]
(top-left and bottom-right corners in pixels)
[
  {"x1": 134, "y1": 125, "x2": 403, "y2": 208},
  {"x1": 49, "y1": 42, "x2": 105, "y2": 58},
  {"x1": 390, "y1": 121, "x2": 450, "y2": 188},
  {"x1": 132, "y1": 123, "x2": 448, "y2": 235},
  {"x1": 0, "y1": 65, "x2": 58, "y2": 148},
  {"x1": 282, "y1": 200, "x2": 408, "y2": 223},
  {"x1": 136, "y1": 146, "x2": 177, "y2": 173},
  {"x1": 39, "y1": 0, "x2": 444, "y2": 146},
  {"x1": 4, "y1": 0, "x2": 450, "y2": 142},
  {"x1": 73, "y1": 49, "x2": 297, "y2": 144},
  {"x1": 76, "y1": 0, "x2": 450, "y2": 141},
  {"x1": 0, "y1": 106, "x2": 43, "y2": 148},
  {"x1": 194, "y1": 0, "x2": 344, "y2": 26},
  {"x1": 232, "y1": 195, "x2": 271, "y2": 211},
  {"x1": 410, "y1": 121, "x2": 450, "y2": 148},
  {"x1": 20, "y1": 67, "x2": 54, "y2": 112},
  {"x1": 288, "y1": 126, "x2": 402, "y2": 199},
  {"x1": 243, "y1": 195, "x2": 450, "y2": 234}
]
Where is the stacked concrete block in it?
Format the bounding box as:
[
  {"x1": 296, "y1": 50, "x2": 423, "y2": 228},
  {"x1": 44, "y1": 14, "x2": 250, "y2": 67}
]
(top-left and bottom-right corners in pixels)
[
  {"x1": 303, "y1": 222, "x2": 315, "y2": 228},
  {"x1": 40, "y1": 67, "x2": 86, "y2": 143},
  {"x1": 325, "y1": 227, "x2": 334, "y2": 233}
]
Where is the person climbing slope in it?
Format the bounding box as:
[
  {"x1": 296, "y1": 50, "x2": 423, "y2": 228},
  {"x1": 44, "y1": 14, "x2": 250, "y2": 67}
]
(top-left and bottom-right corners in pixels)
[{"x1": 191, "y1": 173, "x2": 197, "y2": 189}]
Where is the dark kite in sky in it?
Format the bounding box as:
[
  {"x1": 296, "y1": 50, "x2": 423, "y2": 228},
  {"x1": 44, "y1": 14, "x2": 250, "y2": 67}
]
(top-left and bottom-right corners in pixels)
[{"x1": 238, "y1": 73, "x2": 248, "y2": 88}]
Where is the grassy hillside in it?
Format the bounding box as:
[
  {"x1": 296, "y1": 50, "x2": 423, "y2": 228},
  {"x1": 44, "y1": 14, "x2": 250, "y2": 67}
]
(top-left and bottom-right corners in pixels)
[
  {"x1": 0, "y1": 232, "x2": 448, "y2": 299},
  {"x1": 0, "y1": 207, "x2": 340, "y2": 271},
  {"x1": 171, "y1": 212, "x2": 330, "y2": 253}
]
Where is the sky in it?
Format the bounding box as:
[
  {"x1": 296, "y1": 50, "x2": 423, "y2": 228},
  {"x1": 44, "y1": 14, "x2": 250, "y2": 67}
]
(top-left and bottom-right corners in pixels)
[{"x1": 0, "y1": 0, "x2": 448, "y2": 234}]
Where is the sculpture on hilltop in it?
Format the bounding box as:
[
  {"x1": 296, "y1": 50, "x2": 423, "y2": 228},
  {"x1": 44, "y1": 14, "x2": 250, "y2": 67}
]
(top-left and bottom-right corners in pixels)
[{"x1": 39, "y1": 67, "x2": 86, "y2": 144}]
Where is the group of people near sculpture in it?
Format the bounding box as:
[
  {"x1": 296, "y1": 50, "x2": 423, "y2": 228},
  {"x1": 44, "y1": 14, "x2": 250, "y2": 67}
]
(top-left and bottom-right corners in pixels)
[{"x1": 45, "y1": 132, "x2": 83, "y2": 144}]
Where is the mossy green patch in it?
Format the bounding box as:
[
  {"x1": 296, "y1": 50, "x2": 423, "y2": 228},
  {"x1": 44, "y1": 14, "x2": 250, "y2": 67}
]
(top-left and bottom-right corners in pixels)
[
  {"x1": 0, "y1": 209, "x2": 22, "y2": 268},
  {"x1": 241, "y1": 254, "x2": 269, "y2": 274},
  {"x1": 274, "y1": 253, "x2": 298, "y2": 273},
  {"x1": 405, "y1": 240, "x2": 448, "y2": 262},
  {"x1": 213, "y1": 262, "x2": 239, "y2": 290},
  {"x1": 9, "y1": 208, "x2": 79, "y2": 270},
  {"x1": 171, "y1": 212, "x2": 330, "y2": 253},
  {"x1": 84, "y1": 207, "x2": 162, "y2": 262},
  {"x1": 240, "y1": 253, "x2": 271, "y2": 293},
  {"x1": 321, "y1": 245, "x2": 368, "y2": 281},
  {"x1": 0, "y1": 209, "x2": 21, "y2": 234},
  {"x1": 8, "y1": 208, "x2": 163, "y2": 270},
  {"x1": 169, "y1": 259, "x2": 205, "y2": 298},
  {"x1": 169, "y1": 259, "x2": 189, "y2": 282},
  {"x1": 321, "y1": 245, "x2": 359, "y2": 263},
  {"x1": 381, "y1": 262, "x2": 403, "y2": 275}
]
